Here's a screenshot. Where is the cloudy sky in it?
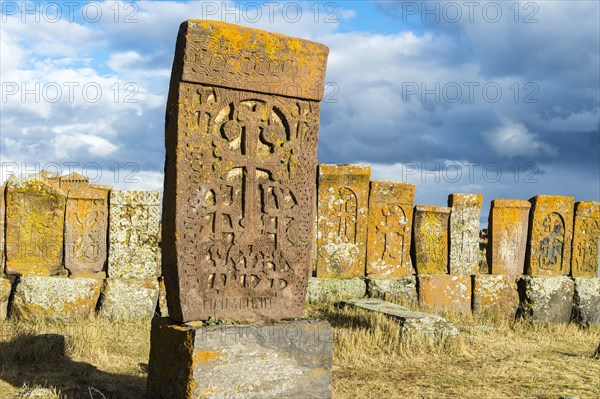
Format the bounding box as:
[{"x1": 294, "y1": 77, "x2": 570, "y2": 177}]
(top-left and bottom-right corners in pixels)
[{"x1": 1, "y1": 1, "x2": 598, "y2": 224}]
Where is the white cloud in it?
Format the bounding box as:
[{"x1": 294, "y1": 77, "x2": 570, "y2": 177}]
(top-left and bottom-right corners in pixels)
[
  {"x1": 51, "y1": 133, "x2": 118, "y2": 159},
  {"x1": 483, "y1": 121, "x2": 557, "y2": 158}
]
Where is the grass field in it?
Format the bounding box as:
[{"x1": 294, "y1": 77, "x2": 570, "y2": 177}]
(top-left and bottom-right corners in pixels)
[{"x1": 0, "y1": 304, "x2": 598, "y2": 399}]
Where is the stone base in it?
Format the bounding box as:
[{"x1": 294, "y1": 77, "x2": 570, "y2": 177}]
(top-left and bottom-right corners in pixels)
[
  {"x1": 0, "y1": 277, "x2": 14, "y2": 319},
  {"x1": 366, "y1": 276, "x2": 418, "y2": 305},
  {"x1": 517, "y1": 276, "x2": 574, "y2": 323},
  {"x1": 472, "y1": 274, "x2": 519, "y2": 319},
  {"x1": 98, "y1": 278, "x2": 159, "y2": 321},
  {"x1": 417, "y1": 275, "x2": 472, "y2": 314},
  {"x1": 572, "y1": 277, "x2": 600, "y2": 327},
  {"x1": 306, "y1": 277, "x2": 366, "y2": 303},
  {"x1": 11, "y1": 276, "x2": 101, "y2": 320},
  {"x1": 146, "y1": 318, "x2": 332, "y2": 399}
]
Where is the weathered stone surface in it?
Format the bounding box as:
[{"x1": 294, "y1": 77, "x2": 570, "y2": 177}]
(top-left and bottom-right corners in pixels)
[
  {"x1": 343, "y1": 298, "x2": 459, "y2": 337},
  {"x1": 526, "y1": 195, "x2": 574, "y2": 276},
  {"x1": 571, "y1": 201, "x2": 600, "y2": 278},
  {"x1": 516, "y1": 276, "x2": 574, "y2": 323},
  {"x1": 0, "y1": 184, "x2": 5, "y2": 272},
  {"x1": 5, "y1": 178, "x2": 66, "y2": 276},
  {"x1": 478, "y1": 229, "x2": 489, "y2": 274},
  {"x1": 65, "y1": 186, "x2": 109, "y2": 276},
  {"x1": 488, "y1": 199, "x2": 531, "y2": 282},
  {"x1": 412, "y1": 205, "x2": 451, "y2": 274},
  {"x1": 472, "y1": 274, "x2": 519, "y2": 318},
  {"x1": 59, "y1": 172, "x2": 90, "y2": 191},
  {"x1": 317, "y1": 164, "x2": 370, "y2": 278},
  {"x1": 306, "y1": 277, "x2": 366, "y2": 303},
  {"x1": 11, "y1": 276, "x2": 101, "y2": 320},
  {"x1": 366, "y1": 181, "x2": 415, "y2": 277},
  {"x1": 157, "y1": 277, "x2": 169, "y2": 317},
  {"x1": 162, "y1": 21, "x2": 329, "y2": 323},
  {"x1": 98, "y1": 278, "x2": 159, "y2": 320},
  {"x1": 147, "y1": 317, "x2": 333, "y2": 399},
  {"x1": 108, "y1": 190, "x2": 160, "y2": 279},
  {"x1": 448, "y1": 193, "x2": 483, "y2": 275},
  {"x1": 572, "y1": 277, "x2": 600, "y2": 327},
  {"x1": 0, "y1": 277, "x2": 13, "y2": 319},
  {"x1": 366, "y1": 276, "x2": 418, "y2": 305},
  {"x1": 418, "y1": 274, "x2": 472, "y2": 314}
]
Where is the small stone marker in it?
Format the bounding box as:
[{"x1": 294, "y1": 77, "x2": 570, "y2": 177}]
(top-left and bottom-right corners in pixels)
[
  {"x1": 448, "y1": 193, "x2": 482, "y2": 275},
  {"x1": 487, "y1": 199, "x2": 531, "y2": 282},
  {"x1": 317, "y1": 164, "x2": 370, "y2": 278},
  {"x1": 418, "y1": 274, "x2": 472, "y2": 314},
  {"x1": 571, "y1": 201, "x2": 600, "y2": 278},
  {"x1": 108, "y1": 190, "x2": 160, "y2": 279},
  {"x1": 516, "y1": 276, "x2": 574, "y2": 323},
  {"x1": 366, "y1": 181, "x2": 416, "y2": 277},
  {"x1": 5, "y1": 177, "x2": 66, "y2": 276},
  {"x1": 526, "y1": 195, "x2": 574, "y2": 276},
  {"x1": 412, "y1": 205, "x2": 451, "y2": 274}
]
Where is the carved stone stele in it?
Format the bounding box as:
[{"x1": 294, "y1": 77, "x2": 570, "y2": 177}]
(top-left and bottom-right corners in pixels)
[
  {"x1": 162, "y1": 21, "x2": 329, "y2": 323},
  {"x1": 412, "y1": 205, "x2": 450, "y2": 275},
  {"x1": 571, "y1": 201, "x2": 600, "y2": 278}
]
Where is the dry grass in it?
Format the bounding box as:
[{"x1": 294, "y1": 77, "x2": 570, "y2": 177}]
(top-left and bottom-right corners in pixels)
[{"x1": 0, "y1": 307, "x2": 598, "y2": 399}]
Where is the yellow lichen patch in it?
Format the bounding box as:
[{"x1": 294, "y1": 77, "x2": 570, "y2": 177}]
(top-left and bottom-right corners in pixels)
[
  {"x1": 571, "y1": 201, "x2": 600, "y2": 277},
  {"x1": 413, "y1": 205, "x2": 451, "y2": 274},
  {"x1": 192, "y1": 351, "x2": 222, "y2": 367}
]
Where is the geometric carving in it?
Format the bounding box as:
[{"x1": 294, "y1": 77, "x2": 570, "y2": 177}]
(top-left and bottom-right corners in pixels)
[
  {"x1": 487, "y1": 199, "x2": 531, "y2": 282},
  {"x1": 571, "y1": 201, "x2": 600, "y2": 277},
  {"x1": 448, "y1": 193, "x2": 483, "y2": 275},
  {"x1": 161, "y1": 21, "x2": 329, "y2": 323},
  {"x1": 526, "y1": 195, "x2": 574, "y2": 276},
  {"x1": 412, "y1": 205, "x2": 451, "y2": 274},
  {"x1": 316, "y1": 164, "x2": 371, "y2": 278},
  {"x1": 366, "y1": 181, "x2": 415, "y2": 277}
]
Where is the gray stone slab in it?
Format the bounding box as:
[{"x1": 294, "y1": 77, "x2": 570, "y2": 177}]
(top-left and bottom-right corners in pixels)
[
  {"x1": 572, "y1": 277, "x2": 600, "y2": 327},
  {"x1": 517, "y1": 276, "x2": 574, "y2": 323},
  {"x1": 98, "y1": 278, "x2": 159, "y2": 321},
  {"x1": 147, "y1": 317, "x2": 332, "y2": 399},
  {"x1": 306, "y1": 277, "x2": 366, "y2": 303},
  {"x1": 366, "y1": 276, "x2": 418, "y2": 305}
]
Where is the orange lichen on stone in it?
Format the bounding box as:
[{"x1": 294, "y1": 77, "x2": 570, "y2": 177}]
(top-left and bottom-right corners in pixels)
[
  {"x1": 418, "y1": 274, "x2": 472, "y2": 314},
  {"x1": 571, "y1": 201, "x2": 600, "y2": 277},
  {"x1": 472, "y1": 274, "x2": 519, "y2": 318},
  {"x1": 366, "y1": 181, "x2": 416, "y2": 277},
  {"x1": 526, "y1": 195, "x2": 574, "y2": 276},
  {"x1": 316, "y1": 164, "x2": 371, "y2": 278},
  {"x1": 412, "y1": 205, "x2": 450, "y2": 274},
  {"x1": 192, "y1": 351, "x2": 222, "y2": 367},
  {"x1": 488, "y1": 199, "x2": 531, "y2": 282},
  {"x1": 0, "y1": 183, "x2": 5, "y2": 272}
]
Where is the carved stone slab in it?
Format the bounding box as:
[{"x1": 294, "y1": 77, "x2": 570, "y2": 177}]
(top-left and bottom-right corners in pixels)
[
  {"x1": 412, "y1": 205, "x2": 450, "y2": 274},
  {"x1": 65, "y1": 187, "x2": 109, "y2": 276},
  {"x1": 488, "y1": 199, "x2": 531, "y2": 282},
  {"x1": 108, "y1": 191, "x2": 161, "y2": 278},
  {"x1": 571, "y1": 201, "x2": 600, "y2": 277},
  {"x1": 366, "y1": 181, "x2": 415, "y2": 277},
  {"x1": 0, "y1": 184, "x2": 5, "y2": 272},
  {"x1": 316, "y1": 164, "x2": 370, "y2": 278},
  {"x1": 526, "y1": 195, "x2": 574, "y2": 276},
  {"x1": 448, "y1": 193, "x2": 482, "y2": 275},
  {"x1": 5, "y1": 178, "x2": 66, "y2": 276},
  {"x1": 162, "y1": 21, "x2": 329, "y2": 323},
  {"x1": 60, "y1": 172, "x2": 90, "y2": 191}
]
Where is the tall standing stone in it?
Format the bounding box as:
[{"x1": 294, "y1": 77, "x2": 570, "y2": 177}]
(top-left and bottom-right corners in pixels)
[
  {"x1": 316, "y1": 164, "x2": 370, "y2": 278},
  {"x1": 5, "y1": 178, "x2": 66, "y2": 276},
  {"x1": 108, "y1": 191, "x2": 160, "y2": 278},
  {"x1": 571, "y1": 201, "x2": 600, "y2": 277},
  {"x1": 526, "y1": 195, "x2": 574, "y2": 276},
  {"x1": 0, "y1": 184, "x2": 5, "y2": 272},
  {"x1": 448, "y1": 193, "x2": 482, "y2": 275},
  {"x1": 366, "y1": 181, "x2": 415, "y2": 277},
  {"x1": 161, "y1": 21, "x2": 329, "y2": 323},
  {"x1": 412, "y1": 205, "x2": 450, "y2": 274},
  {"x1": 488, "y1": 199, "x2": 531, "y2": 282}
]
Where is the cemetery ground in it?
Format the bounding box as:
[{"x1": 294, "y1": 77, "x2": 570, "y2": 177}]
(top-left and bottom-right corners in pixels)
[{"x1": 0, "y1": 304, "x2": 597, "y2": 399}]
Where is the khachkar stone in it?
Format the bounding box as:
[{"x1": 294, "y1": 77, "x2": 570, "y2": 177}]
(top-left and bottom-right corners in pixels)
[
  {"x1": 448, "y1": 193, "x2": 483, "y2": 275},
  {"x1": 366, "y1": 181, "x2": 415, "y2": 277},
  {"x1": 526, "y1": 195, "x2": 575, "y2": 276},
  {"x1": 5, "y1": 177, "x2": 66, "y2": 276},
  {"x1": 0, "y1": 183, "x2": 5, "y2": 272},
  {"x1": 316, "y1": 164, "x2": 370, "y2": 278},
  {"x1": 162, "y1": 21, "x2": 329, "y2": 323},
  {"x1": 487, "y1": 199, "x2": 531, "y2": 282},
  {"x1": 412, "y1": 205, "x2": 450, "y2": 274},
  {"x1": 59, "y1": 172, "x2": 90, "y2": 191},
  {"x1": 108, "y1": 190, "x2": 161, "y2": 279},
  {"x1": 65, "y1": 186, "x2": 109, "y2": 276},
  {"x1": 571, "y1": 201, "x2": 600, "y2": 278}
]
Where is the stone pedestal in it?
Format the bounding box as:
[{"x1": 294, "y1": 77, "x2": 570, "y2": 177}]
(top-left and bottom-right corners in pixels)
[
  {"x1": 572, "y1": 277, "x2": 600, "y2": 327},
  {"x1": 366, "y1": 276, "x2": 418, "y2": 305},
  {"x1": 472, "y1": 274, "x2": 519, "y2": 318},
  {"x1": 306, "y1": 277, "x2": 366, "y2": 303},
  {"x1": 417, "y1": 274, "x2": 471, "y2": 314},
  {"x1": 147, "y1": 318, "x2": 332, "y2": 399},
  {"x1": 516, "y1": 276, "x2": 574, "y2": 323}
]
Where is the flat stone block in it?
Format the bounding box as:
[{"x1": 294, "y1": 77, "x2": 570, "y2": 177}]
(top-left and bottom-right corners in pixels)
[
  {"x1": 147, "y1": 317, "x2": 332, "y2": 399},
  {"x1": 572, "y1": 277, "x2": 600, "y2": 327},
  {"x1": 98, "y1": 278, "x2": 159, "y2": 320},
  {"x1": 0, "y1": 277, "x2": 14, "y2": 319},
  {"x1": 366, "y1": 276, "x2": 418, "y2": 305},
  {"x1": 343, "y1": 298, "x2": 459, "y2": 337},
  {"x1": 418, "y1": 274, "x2": 472, "y2": 314},
  {"x1": 412, "y1": 205, "x2": 450, "y2": 274},
  {"x1": 472, "y1": 274, "x2": 519, "y2": 318},
  {"x1": 306, "y1": 277, "x2": 366, "y2": 303},
  {"x1": 11, "y1": 276, "x2": 102, "y2": 320},
  {"x1": 517, "y1": 276, "x2": 574, "y2": 323}
]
